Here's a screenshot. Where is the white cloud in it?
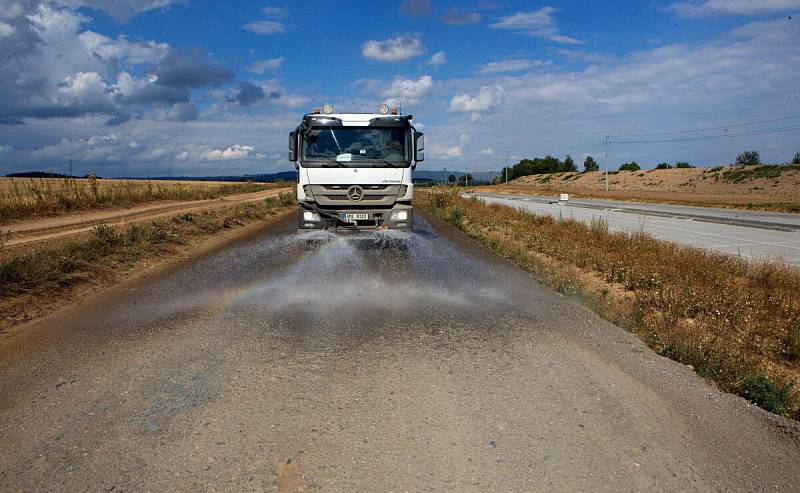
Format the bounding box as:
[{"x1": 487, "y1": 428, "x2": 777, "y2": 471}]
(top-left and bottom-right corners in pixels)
[
  {"x1": 247, "y1": 57, "x2": 284, "y2": 74},
  {"x1": 382, "y1": 75, "x2": 433, "y2": 105},
  {"x1": 0, "y1": 21, "x2": 16, "y2": 37},
  {"x1": 428, "y1": 143, "x2": 463, "y2": 159},
  {"x1": 362, "y1": 35, "x2": 425, "y2": 62},
  {"x1": 428, "y1": 50, "x2": 447, "y2": 67},
  {"x1": 489, "y1": 7, "x2": 582, "y2": 44},
  {"x1": 78, "y1": 31, "x2": 169, "y2": 64},
  {"x1": 667, "y1": 0, "x2": 800, "y2": 16},
  {"x1": 478, "y1": 58, "x2": 550, "y2": 73},
  {"x1": 202, "y1": 144, "x2": 255, "y2": 161},
  {"x1": 448, "y1": 85, "x2": 506, "y2": 113},
  {"x1": 479, "y1": 148, "x2": 495, "y2": 155},
  {"x1": 243, "y1": 20, "x2": 285, "y2": 35},
  {"x1": 490, "y1": 7, "x2": 557, "y2": 30}
]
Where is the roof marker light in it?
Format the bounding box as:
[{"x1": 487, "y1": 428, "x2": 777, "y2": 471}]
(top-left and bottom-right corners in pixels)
[
  {"x1": 391, "y1": 107, "x2": 398, "y2": 115},
  {"x1": 378, "y1": 103, "x2": 389, "y2": 115},
  {"x1": 322, "y1": 102, "x2": 333, "y2": 114},
  {"x1": 313, "y1": 108, "x2": 320, "y2": 114}
]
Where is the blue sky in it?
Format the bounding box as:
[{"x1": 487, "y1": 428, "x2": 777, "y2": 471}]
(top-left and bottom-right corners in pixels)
[{"x1": 0, "y1": 0, "x2": 799, "y2": 177}]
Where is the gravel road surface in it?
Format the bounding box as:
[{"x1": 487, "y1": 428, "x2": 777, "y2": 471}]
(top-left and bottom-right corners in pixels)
[{"x1": 1, "y1": 213, "x2": 798, "y2": 491}]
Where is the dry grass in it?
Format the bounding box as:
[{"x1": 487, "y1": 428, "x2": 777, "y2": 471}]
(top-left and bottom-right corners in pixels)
[
  {"x1": 0, "y1": 192, "x2": 295, "y2": 326},
  {"x1": 0, "y1": 177, "x2": 275, "y2": 222},
  {"x1": 418, "y1": 186, "x2": 800, "y2": 418}
]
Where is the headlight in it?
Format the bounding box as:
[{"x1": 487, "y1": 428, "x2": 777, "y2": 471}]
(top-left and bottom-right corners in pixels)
[
  {"x1": 390, "y1": 210, "x2": 408, "y2": 221},
  {"x1": 303, "y1": 210, "x2": 321, "y2": 222}
]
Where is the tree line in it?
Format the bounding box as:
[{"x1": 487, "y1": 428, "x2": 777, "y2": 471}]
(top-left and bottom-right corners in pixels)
[{"x1": 494, "y1": 149, "x2": 800, "y2": 183}]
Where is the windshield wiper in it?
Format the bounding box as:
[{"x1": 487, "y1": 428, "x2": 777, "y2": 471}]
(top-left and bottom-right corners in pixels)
[
  {"x1": 311, "y1": 156, "x2": 348, "y2": 167},
  {"x1": 357, "y1": 157, "x2": 405, "y2": 167}
]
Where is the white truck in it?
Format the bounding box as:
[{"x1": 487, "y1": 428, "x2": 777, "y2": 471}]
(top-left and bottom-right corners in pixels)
[{"x1": 288, "y1": 103, "x2": 424, "y2": 232}]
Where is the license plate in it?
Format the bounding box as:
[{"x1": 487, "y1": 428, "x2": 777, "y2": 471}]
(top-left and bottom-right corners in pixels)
[{"x1": 342, "y1": 213, "x2": 368, "y2": 220}]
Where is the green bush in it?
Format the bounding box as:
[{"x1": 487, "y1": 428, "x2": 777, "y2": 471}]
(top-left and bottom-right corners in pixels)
[
  {"x1": 675, "y1": 162, "x2": 693, "y2": 169},
  {"x1": 736, "y1": 150, "x2": 761, "y2": 166},
  {"x1": 656, "y1": 163, "x2": 672, "y2": 169},
  {"x1": 740, "y1": 374, "x2": 796, "y2": 416},
  {"x1": 619, "y1": 162, "x2": 640, "y2": 171}
]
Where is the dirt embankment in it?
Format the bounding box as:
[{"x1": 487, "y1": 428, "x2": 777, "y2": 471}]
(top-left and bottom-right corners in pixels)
[{"x1": 477, "y1": 165, "x2": 800, "y2": 211}]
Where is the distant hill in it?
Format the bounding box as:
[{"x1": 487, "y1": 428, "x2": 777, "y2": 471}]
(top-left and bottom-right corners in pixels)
[
  {"x1": 125, "y1": 171, "x2": 299, "y2": 183},
  {"x1": 414, "y1": 170, "x2": 501, "y2": 184}
]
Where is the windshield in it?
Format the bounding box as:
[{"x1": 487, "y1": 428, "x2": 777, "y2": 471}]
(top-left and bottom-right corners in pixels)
[{"x1": 302, "y1": 127, "x2": 409, "y2": 166}]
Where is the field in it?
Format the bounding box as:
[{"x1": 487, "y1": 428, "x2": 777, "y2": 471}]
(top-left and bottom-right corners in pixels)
[
  {"x1": 478, "y1": 164, "x2": 800, "y2": 212},
  {"x1": 418, "y1": 186, "x2": 800, "y2": 419},
  {"x1": 0, "y1": 177, "x2": 277, "y2": 222}
]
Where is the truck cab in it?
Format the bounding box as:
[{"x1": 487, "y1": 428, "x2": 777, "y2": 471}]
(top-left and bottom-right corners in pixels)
[{"x1": 288, "y1": 104, "x2": 424, "y2": 232}]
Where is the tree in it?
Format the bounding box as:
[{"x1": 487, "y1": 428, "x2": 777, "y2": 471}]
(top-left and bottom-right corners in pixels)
[
  {"x1": 619, "y1": 161, "x2": 640, "y2": 171},
  {"x1": 448, "y1": 174, "x2": 456, "y2": 183},
  {"x1": 675, "y1": 161, "x2": 693, "y2": 169},
  {"x1": 655, "y1": 162, "x2": 672, "y2": 169},
  {"x1": 792, "y1": 152, "x2": 800, "y2": 165},
  {"x1": 584, "y1": 155, "x2": 599, "y2": 172},
  {"x1": 563, "y1": 155, "x2": 576, "y2": 172},
  {"x1": 735, "y1": 150, "x2": 760, "y2": 166}
]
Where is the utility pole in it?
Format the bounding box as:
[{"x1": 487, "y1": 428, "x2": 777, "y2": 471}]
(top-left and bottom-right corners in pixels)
[
  {"x1": 603, "y1": 135, "x2": 609, "y2": 192},
  {"x1": 504, "y1": 153, "x2": 509, "y2": 186},
  {"x1": 465, "y1": 173, "x2": 469, "y2": 187},
  {"x1": 68, "y1": 159, "x2": 73, "y2": 177}
]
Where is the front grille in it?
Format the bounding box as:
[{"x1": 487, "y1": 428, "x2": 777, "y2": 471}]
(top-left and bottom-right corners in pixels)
[{"x1": 310, "y1": 184, "x2": 402, "y2": 207}]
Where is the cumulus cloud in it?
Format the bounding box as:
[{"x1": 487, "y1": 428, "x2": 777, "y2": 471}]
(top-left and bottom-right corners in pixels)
[
  {"x1": 203, "y1": 144, "x2": 255, "y2": 161},
  {"x1": 247, "y1": 57, "x2": 283, "y2": 74},
  {"x1": 362, "y1": 35, "x2": 425, "y2": 62},
  {"x1": 666, "y1": 0, "x2": 800, "y2": 16},
  {"x1": 427, "y1": 134, "x2": 472, "y2": 160},
  {"x1": 228, "y1": 82, "x2": 265, "y2": 106},
  {"x1": 448, "y1": 85, "x2": 506, "y2": 113},
  {"x1": 398, "y1": 0, "x2": 432, "y2": 17},
  {"x1": 489, "y1": 7, "x2": 582, "y2": 44},
  {"x1": 428, "y1": 50, "x2": 447, "y2": 67},
  {"x1": 478, "y1": 58, "x2": 550, "y2": 73},
  {"x1": 0, "y1": 3, "x2": 234, "y2": 124},
  {"x1": 382, "y1": 75, "x2": 433, "y2": 105},
  {"x1": 79, "y1": 31, "x2": 169, "y2": 64},
  {"x1": 441, "y1": 7, "x2": 481, "y2": 25},
  {"x1": 152, "y1": 50, "x2": 233, "y2": 88},
  {"x1": 159, "y1": 102, "x2": 197, "y2": 122}
]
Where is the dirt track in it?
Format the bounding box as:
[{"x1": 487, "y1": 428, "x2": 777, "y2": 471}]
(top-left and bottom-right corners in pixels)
[
  {"x1": 1, "y1": 213, "x2": 798, "y2": 490},
  {"x1": 1, "y1": 189, "x2": 288, "y2": 249}
]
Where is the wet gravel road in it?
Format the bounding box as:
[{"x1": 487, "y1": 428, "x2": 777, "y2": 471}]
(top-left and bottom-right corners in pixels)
[{"x1": 1, "y1": 213, "x2": 799, "y2": 491}]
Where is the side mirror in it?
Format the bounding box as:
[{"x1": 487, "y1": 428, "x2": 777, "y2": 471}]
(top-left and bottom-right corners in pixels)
[
  {"x1": 288, "y1": 131, "x2": 297, "y2": 162},
  {"x1": 414, "y1": 132, "x2": 424, "y2": 162}
]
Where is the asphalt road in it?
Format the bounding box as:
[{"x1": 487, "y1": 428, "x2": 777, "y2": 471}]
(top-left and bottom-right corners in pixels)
[
  {"x1": 1, "y1": 213, "x2": 799, "y2": 491},
  {"x1": 468, "y1": 192, "x2": 800, "y2": 265}
]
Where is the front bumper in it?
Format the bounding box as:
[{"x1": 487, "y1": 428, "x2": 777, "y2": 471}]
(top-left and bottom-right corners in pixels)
[{"x1": 298, "y1": 203, "x2": 413, "y2": 231}]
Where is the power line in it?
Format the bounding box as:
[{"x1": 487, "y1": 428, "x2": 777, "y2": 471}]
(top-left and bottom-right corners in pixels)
[
  {"x1": 609, "y1": 123, "x2": 800, "y2": 144},
  {"x1": 610, "y1": 113, "x2": 800, "y2": 139}
]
